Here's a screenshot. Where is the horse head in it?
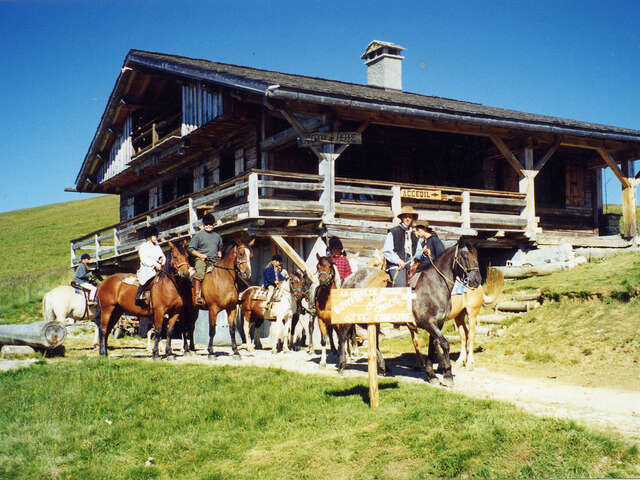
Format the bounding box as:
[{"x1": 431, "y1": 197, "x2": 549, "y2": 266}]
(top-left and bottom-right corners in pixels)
[
  {"x1": 315, "y1": 253, "x2": 336, "y2": 287},
  {"x1": 224, "y1": 237, "x2": 253, "y2": 281},
  {"x1": 289, "y1": 269, "x2": 307, "y2": 301},
  {"x1": 454, "y1": 239, "x2": 481, "y2": 288},
  {"x1": 168, "y1": 240, "x2": 191, "y2": 280}
]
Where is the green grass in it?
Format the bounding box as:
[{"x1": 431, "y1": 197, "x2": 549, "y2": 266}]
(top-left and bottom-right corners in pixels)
[
  {"x1": 504, "y1": 251, "x2": 640, "y2": 300},
  {"x1": 0, "y1": 195, "x2": 118, "y2": 324},
  {"x1": 1, "y1": 359, "x2": 638, "y2": 480},
  {"x1": 603, "y1": 204, "x2": 640, "y2": 235}
]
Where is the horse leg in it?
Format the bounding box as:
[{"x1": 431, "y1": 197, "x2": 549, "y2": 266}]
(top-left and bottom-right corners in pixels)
[
  {"x1": 454, "y1": 312, "x2": 469, "y2": 368},
  {"x1": 243, "y1": 312, "x2": 254, "y2": 353},
  {"x1": 307, "y1": 315, "x2": 315, "y2": 354},
  {"x1": 282, "y1": 314, "x2": 292, "y2": 353},
  {"x1": 165, "y1": 313, "x2": 181, "y2": 360},
  {"x1": 317, "y1": 319, "x2": 329, "y2": 368},
  {"x1": 227, "y1": 307, "x2": 240, "y2": 357},
  {"x1": 207, "y1": 307, "x2": 220, "y2": 359},
  {"x1": 375, "y1": 324, "x2": 389, "y2": 376},
  {"x1": 336, "y1": 325, "x2": 349, "y2": 374},
  {"x1": 466, "y1": 306, "x2": 480, "y2": 369},
  {"x1": 328, "y1": 324, "x2": 338, "y2": 355},
  {"x1": 290, "y1": 312, "x2": 299, "y2": 351},
  {"x1": 427, "y1": 319, "x2": 453, "y2": 386},
  {"x1": 97, "y1": 303, "x2": 117, "y2": 357},
  {"x1": 254, "y1": 319, "x2": 264, "y2": 349}
]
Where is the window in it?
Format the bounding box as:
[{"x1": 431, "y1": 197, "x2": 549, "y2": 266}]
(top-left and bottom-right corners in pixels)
[
  {"x1": 176, "y1": 173, "x2": 193, "y2": 197},
  {"x1": 134, "y1": 191, "x2": 149, "y2": 216}
]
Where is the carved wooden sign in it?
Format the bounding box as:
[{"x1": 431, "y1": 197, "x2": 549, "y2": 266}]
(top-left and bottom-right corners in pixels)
[
  {"x1": 401, "y1": 188, "x2": 442, "y2": 200},
  {"x1": 298, "y1": 131, "x2": 363, "y2": 147},
  {"x1": 330, "y1": 287, "x2": 414, "y2": 325}
]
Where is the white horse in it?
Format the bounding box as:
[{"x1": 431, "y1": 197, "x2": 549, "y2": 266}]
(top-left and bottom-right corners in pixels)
[
  {"x1": 43, "y1": 285, "x2": 99, "y2": 346},
  {"x1": 266, "y1": 278, "x2": 296, "y2": 354}
]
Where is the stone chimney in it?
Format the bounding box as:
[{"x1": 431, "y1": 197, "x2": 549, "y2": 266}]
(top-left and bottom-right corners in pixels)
[{"x1": 361, "y1": 40, "x2": 405, "y2": 90}]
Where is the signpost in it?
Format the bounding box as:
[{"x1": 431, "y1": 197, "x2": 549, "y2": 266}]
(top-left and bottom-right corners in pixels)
[
  {"x1": 400, "y1": 188, "x2": 442, "y2": 200},
  {"x1": 331, "y1": 287, "x2": 414, "y2": 408},
  {"x1": 297, "y1": 131, "x2": 363, "y2": 147}
]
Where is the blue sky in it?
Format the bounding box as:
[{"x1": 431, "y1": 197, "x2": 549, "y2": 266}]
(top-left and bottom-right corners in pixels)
[{"x1": 1, "y1": 0, "x2": 639, "y2": 213}]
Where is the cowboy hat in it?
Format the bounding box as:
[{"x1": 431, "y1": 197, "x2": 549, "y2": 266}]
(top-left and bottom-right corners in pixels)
[{"x1": 397, "y1": 206, "x2": 419, "y2": 219}]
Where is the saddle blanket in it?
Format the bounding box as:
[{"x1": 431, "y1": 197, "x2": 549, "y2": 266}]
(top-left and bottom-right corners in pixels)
[
  {"x1": 251, "y1": 288, "x2": 268, "y2": 301},
  {"x1": 122, "y1": 276, "x2": 140, "y2": 286}
]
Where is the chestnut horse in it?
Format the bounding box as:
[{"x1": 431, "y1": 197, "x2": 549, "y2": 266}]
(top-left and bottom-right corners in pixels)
[
  {"x1": 95, "y1": 241, "x2": 192, "y2": 358},
  {"x1": 236, "y1": 278, "x2": 295, "y2": 354},
  {"x1": 200, "y1": 239, "x2": 253, "y2": 358},
  {"x1": 407, "y1": 239, "x2": 482, "y2": 386}
]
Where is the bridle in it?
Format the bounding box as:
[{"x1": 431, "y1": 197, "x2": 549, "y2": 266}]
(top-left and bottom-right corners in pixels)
[
  {"x1": 428, "y1": 244, "x2": 479, "y2": 291},
  {"x1": 213, "y1": 244, "x2": 251, "y2": 275},
  {"x1": 316, "y1": 261, "x2": 336, "y2": 287}
]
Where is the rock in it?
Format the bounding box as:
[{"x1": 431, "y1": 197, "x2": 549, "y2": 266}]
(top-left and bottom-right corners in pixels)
[{"x1": 1, "y1": 345, "x2": 37, "y2": 359}]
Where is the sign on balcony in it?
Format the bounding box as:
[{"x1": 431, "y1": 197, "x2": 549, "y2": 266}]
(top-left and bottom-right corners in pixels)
[
  {"x1": 401, "y1": 188, "x2": 442, "y2": 200},
  {"x1": 298, "y1": 131, "x2": 362, "y2": 147}
]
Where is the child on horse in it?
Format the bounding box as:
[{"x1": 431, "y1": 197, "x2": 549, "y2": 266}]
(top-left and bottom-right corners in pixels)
[
  {"x1": 74, "y1": 253, "x2": 98, "y2": 303},
  {"x1": 327, "y1": 236, "x2": 352, "y2": 283},
  {"x1": 263, "y1": 254, "x2": 287, "y2": 318},
  {"x1": 188, "y1": 213, "x2": 223, "y2": 306},
  {"x1": 135, "y1": 226, "x2": 166, "y2": 306}
]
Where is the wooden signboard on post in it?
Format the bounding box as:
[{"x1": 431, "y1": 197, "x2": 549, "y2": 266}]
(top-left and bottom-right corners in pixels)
[
  {"x1": 331, "y1": 287, "x2": 414, "y2": 408},
  {"x1": 298, "y1": 131, "x2": 363, "y2": 147},
  {"x1": 400, "y1": 188, "x2": 442, "y2": 200}
]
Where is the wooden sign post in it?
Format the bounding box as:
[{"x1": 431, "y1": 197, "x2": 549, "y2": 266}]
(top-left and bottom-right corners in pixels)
[{"x1": 331, "y1": 287, "x2": 414, "y2": 408}]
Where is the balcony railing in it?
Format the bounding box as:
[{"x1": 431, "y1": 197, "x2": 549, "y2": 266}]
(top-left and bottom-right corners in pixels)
[{"x1": 70, "y1": 170, "x2": 531, "y2": 266}]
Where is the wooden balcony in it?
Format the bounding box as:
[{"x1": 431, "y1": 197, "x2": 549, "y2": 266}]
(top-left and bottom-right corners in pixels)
[{"x1": 70, "y1": 170, "x2": 532, "y2": 267}]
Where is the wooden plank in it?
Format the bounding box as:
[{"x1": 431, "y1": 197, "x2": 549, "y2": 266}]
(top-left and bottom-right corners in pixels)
[
  {"x1": 259, "y1": 199, "x2": 324, "y2": 213},
  {"x1": 260, "y1": 117, "x2": 325, "y2": 150},
  {"x1": 270, "y1": 234, "x2": 315, "y2": 282},
  {"x1": 335, "y1": 203, "x2": 393, "y2": 218},
  {"x1": 417, "y1": 210, "x2": 462, "y2": 223},
  {"x1": 334, "y1": 184, "x2": 393, "y2": 197},
  {"x1": 461, "y1": 191, "x2": 471, "y2": 229},
  {"x1": 368, "y1": 324, "x2": 379, "y2": 409},
  {"x1": 298, "y1": 131, "x2": 363, "y2": 146},
  {"x1": 470, "y1": 212, "x2": 527, "y2": 227},
  {"x1": 469, "y1": 195, "x2": 526, "y2": 207},
  {"x1": 258, "y1": 180, "x2": 324, "y2": 191},
  {"x1": 596, "y1": 148, "x2": 631, "y2": 188},
  {"x1": 489, "y1": 136, "x2": 525, "y2": 178}
]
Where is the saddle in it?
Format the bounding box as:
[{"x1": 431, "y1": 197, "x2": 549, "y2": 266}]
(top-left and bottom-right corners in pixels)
[
  {"x1": 252, "y1": 287, "x2": 268, "y2": 301},
  {"x1": 122, "y1": 276, "x2": 140, "y2": 286},
  {"x1": 70, "y1": 281, "x2": 96, "y2": 309},
  {"x1": 205, "y1": 258, "x2": 218, "y2": 275}
]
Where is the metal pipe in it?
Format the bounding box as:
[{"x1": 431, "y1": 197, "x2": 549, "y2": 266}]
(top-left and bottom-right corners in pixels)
[{"x1": 266, "y1": 88, "x2": 640, "y2": 144}]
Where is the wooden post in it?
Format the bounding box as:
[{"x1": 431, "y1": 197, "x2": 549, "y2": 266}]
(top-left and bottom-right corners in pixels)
[
  {"x1": 621, "y1": 160, "x2": 638, "y2": 238},
  {"x1": 113, "y1": 228, "x2": 119, "y2": 257},
  {"x1": 519, "y1": 147, "x2": 538, "y2": 234},
  {"x1": 188, "y1": 197, "x2": 197, "y2": 234},
  {"x1": 367, "y1": 324, "x2": 379, "y2": 409},
  {"x1": 152, "y1": 122, "x2": 158, "y2": 146},
  {"x1": 248, "y1": 172, "x2": 259, "y2": 217},
  {"x1": 319, "y1": 144, "x2": 336, "y2": 221},
  {"x1": 461, "y1": 191, "x2": 471, "y2": 229},
  {"x1": 270, "y1": 235, "x2": 315, "y2": 282},
  {"x1": 94, "y1": 234, "x2": 100, "y2": 261},
  {"x1": 0, "y1": 321, "x2": 66, "y2": 350},
  {"x1": 391, "y1": 185, "x2": 401, "y2": 218}
]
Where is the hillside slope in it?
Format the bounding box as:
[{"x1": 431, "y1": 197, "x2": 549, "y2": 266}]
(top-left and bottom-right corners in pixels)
[{"x1": 0, "y1": 195, "x2": 119, "y2": 323}]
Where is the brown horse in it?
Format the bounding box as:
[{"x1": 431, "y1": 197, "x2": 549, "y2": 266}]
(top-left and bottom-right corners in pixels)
[
  {"x1": 95, "y1": 241, "x2": 192, "y2": 358},
  {"x1": 200, "y1": 238, "x2": 253, "y2": 358},
  {"x1": 236, "y1": 277, "x2": 295, "y2": 354}
]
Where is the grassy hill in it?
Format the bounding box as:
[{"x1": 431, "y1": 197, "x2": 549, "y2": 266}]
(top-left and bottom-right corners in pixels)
[{"x1": 0, "y1": 195, "x2": 119, "y2": 323}]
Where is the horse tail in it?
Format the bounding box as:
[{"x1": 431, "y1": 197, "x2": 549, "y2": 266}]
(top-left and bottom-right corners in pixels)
[
  {"x1": 42, "y1": 292, "x2": 54, "y2": 322},
  {"x1": 482, "y1": 266, "x2": 504, "y2": 305}
]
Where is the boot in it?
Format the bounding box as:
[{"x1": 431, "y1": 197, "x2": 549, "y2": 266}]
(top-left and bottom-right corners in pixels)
[
  {"x1": 194, "y1": 279, "x2": 204, "y2": 307},
  {"x1": 135, "y1": 285, "x2": 146, "y2": 307}
]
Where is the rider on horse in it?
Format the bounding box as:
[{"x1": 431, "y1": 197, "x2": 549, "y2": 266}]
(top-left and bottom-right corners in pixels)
[
  {"x1": 73, "y1": 253, "x2": 98, "y2": 303},
  {"x1": 382, "y1": 206, "x2": 421, "y2": 287},
  {"x1": 263, "y1": 254, "x2": 286, "y2": 318},
  {"x1": 135, "y1": 226, "x2": 166, "y2": 307},
  {"x1": 414, "y1": 223, "x2": 446, "y2": 272},
  {"x1": 328, "y1": 236, "x2": 352, "y2": 282},
  {"x1": 188, "y1": 213, "x2": 222, "y2": 306}
]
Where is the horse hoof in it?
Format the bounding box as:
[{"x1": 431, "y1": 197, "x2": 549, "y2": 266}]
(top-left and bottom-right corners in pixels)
[
  {"x1": 427, "y1": 377, "x2": 440, "y2": 386},
  {"x1": 442, "y1": 376, "x2": 454, "y2": 388}
]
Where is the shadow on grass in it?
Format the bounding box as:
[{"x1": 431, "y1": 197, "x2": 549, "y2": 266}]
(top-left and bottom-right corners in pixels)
[{"x1": 325, "y1": 381, "x2": 400, "y2": 405}]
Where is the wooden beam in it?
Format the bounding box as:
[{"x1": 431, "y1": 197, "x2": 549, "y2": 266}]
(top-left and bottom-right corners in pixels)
[
  {"x1": 534, "y1": 140, "x2": 560, "y2": 172},
  {"x1": 335, "y1": 121, "x2": 369, "y2": 157},
  {"x1": 278, "y1": 109, "x2": 323, "y2": 160},
  {"x1": 489, "y1": 136, "x2": 525, "y2": 178},
  {"x1": 260, "y1": 116, "x2": 325, "y2": 151},
  {"x1": 270, "y1": 235, "x2": 315, "y2": 282},
  {"x1": 595, "y1": 148, "x2": 631, "y2": 188}
]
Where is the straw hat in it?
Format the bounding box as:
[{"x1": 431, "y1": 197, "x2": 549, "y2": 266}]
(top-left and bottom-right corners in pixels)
[{"x1": 396, "y1": 206, "x2": 419, "y2": 219}]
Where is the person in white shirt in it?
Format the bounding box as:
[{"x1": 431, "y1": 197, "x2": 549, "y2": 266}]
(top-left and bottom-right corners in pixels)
[{"x1": 135, "y1": 226, "x2": 166, "y2": 306}]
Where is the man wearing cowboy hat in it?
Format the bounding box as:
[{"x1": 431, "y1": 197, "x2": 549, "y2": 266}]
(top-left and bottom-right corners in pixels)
[{"x1": 382, "y1": 206, "x2": 420, "y2": 287}]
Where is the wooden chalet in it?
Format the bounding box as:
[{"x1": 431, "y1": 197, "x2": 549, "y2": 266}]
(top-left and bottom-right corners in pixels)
[{"x1": 70, "y1": 42, "x2": 640, "y2": 279}]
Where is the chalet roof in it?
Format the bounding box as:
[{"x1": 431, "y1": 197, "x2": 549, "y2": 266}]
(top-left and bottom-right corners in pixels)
[{"x1": 126, "y1": 49, "x2": 640, "y2": 140}]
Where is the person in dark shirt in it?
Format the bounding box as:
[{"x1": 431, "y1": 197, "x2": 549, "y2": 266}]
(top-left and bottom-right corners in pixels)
[
  {"x1": 188, "y1": 213, "x2": 223, "y2": 306},
  {"x1": 74, "y1": 253, "x2": 97, "y2": 302},
  {"x1": 414, "y1": 223, "x2": 446, "y2": 272},
  {"x1": 263, "y1": 254, "x2": 286, "y2": 317}
]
